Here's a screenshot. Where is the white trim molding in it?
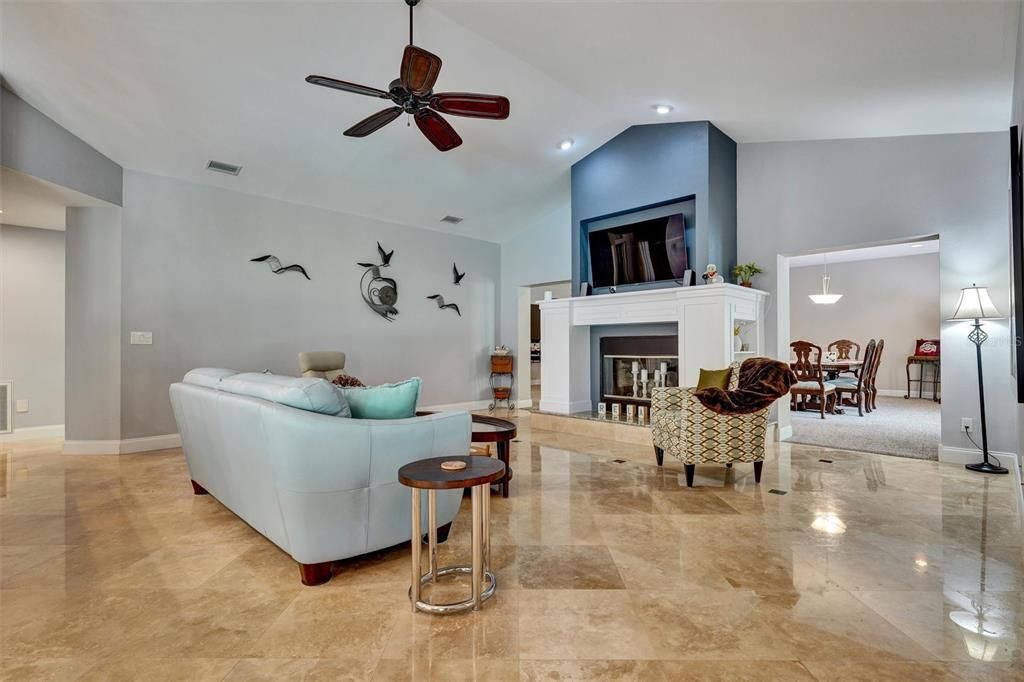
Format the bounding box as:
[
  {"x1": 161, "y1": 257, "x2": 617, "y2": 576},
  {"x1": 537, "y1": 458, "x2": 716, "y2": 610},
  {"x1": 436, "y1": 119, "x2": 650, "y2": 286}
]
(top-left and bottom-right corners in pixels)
[
  {"x1": 64, "y1": 433, "x2": 182, "y2": 455},
  {"x1": 0, "y1": 424, "x2": 65, "y2": 442},
  {"x1": 420, "y1": 399, "x2": 493, "y2": 412}
]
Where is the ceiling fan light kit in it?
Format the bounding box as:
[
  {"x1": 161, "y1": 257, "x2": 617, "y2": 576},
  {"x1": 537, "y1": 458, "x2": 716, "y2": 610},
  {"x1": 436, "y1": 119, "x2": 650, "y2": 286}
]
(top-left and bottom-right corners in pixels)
[{"x1": 305, "y1": 0, "x2": 509, "y2": 152}]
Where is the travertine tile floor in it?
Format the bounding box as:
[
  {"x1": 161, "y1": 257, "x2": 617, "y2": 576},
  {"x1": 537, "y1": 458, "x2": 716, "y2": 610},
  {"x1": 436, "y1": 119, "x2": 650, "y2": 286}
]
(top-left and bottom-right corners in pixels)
[{"x1": 2, "y1": 412, "x2": 1024, "y2": 681}]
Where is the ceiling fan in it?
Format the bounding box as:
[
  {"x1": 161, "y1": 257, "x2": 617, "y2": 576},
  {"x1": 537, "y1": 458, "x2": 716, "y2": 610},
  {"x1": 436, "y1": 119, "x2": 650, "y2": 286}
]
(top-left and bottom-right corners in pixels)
[{"x1": 305, "y1": 0, "x2": 510, "y2": 152}]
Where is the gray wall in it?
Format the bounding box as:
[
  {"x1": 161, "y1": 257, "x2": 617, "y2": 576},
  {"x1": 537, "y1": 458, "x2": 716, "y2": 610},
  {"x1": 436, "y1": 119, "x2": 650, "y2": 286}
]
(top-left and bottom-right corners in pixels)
[
  {"x1": 738, "y1": 132, "x2": 1015, "y2": 454},
  {"x1": 498, "y1": 191, "x2": 571, "y2": 352},
  {"x1": 0, "y1": 224, "x2": 65, "y2": 428},
  {"x1": 790, "y1": 253, "x2": 940, "y2": 393},
  {"x1": 65, "y1": 206, "x2": 122, "y2": 441},
  {"x1": 120, "y1": 171, "x2": 501, "y2": 439},
  {"x1": 1, "y1": 87, "x2": 122, "y2": 206}
]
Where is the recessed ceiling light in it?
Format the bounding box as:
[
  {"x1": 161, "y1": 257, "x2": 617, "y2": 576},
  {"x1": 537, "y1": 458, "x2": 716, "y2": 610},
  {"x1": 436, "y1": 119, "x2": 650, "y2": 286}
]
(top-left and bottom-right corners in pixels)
[
  {"x1": 653, "y1": 104, "x2": 673, "y2": 115},
  {"x1": 909, "y1": 243, "x2": 924, "y2": 248},
  {"x1": 558, "y1": 138, "x2": 574, "y2": 151}
]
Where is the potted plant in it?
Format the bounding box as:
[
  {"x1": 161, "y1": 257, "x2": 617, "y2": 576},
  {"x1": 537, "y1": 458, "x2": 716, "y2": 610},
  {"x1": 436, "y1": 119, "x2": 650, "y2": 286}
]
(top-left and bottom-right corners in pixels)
[{"x1": 732, "y1": 262, "x2": 764, "y2": 288}]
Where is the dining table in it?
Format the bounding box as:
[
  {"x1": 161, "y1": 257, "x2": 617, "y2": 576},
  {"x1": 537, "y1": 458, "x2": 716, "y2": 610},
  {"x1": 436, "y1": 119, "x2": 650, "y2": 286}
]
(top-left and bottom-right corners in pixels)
[{"x1": 821, "y1": 359, "x2": 863, "y2": 380}]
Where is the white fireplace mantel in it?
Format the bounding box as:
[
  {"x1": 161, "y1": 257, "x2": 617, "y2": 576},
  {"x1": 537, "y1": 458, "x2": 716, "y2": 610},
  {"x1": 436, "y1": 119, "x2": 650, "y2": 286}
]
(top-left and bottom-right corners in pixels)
[{"x1": 537, "y1": 283, "x2": 768, "y2": 414}]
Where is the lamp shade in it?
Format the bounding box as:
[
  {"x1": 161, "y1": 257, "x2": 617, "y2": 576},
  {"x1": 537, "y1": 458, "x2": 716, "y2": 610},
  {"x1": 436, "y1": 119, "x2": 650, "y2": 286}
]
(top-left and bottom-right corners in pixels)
[{"x1": 949, "y1": 286, "x2": 1002, "y2": 321}]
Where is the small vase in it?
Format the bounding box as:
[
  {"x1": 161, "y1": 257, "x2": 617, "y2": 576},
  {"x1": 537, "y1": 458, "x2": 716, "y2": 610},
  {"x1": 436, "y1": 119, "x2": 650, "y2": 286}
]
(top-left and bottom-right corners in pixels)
[
  {"x1": 740, "y1": 281, "x2": 753, "y2": 288},
  {"x1": 733, "y1": 336, "x2": 742, "y2": 352}
]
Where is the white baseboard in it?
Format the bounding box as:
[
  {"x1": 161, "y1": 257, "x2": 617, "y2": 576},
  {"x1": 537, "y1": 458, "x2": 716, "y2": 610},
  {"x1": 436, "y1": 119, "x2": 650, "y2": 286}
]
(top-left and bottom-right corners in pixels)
[
  {"x1": 0, "y1": 424, "x2": 65, "y2": 442},
  {"x1": 538, "y1": 399, "x2": 592, "y2": 414},
  {"x1": 876, "y1": 388, "x2": 939, "y2": 399},
  {"x1": 64, "y1": 433, "x2": 181, "y2": 455},
  {"x1": 420, "y1": 399, "x2": 493, "y2": 412},
  {"x1": 776, "y1": 423, "x2": 793, "y2": 441},
  {"x1": 516, "y1": 398, "x2": 534, "y2": 409},
  {"x1": 120, "y1": 433, "x2": 182, "y2": 453},
  {"x1": 939, "y1": 445, "x2": 1017, "y2": 467}
]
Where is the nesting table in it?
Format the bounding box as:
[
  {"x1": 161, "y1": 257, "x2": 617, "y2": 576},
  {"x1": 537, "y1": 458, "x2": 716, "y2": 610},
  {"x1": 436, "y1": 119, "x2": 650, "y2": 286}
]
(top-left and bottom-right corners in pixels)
[{"x1": 398, "y1": 456, "x2": 505, "y2": 614}]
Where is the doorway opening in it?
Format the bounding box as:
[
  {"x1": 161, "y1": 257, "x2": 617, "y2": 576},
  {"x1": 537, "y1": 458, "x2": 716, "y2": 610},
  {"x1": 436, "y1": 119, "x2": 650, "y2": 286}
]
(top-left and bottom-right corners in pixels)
[
  {"x1": 515, "y1": 280, "x2": 571, "y2": 408},
  {"x1": 778, "y1": 237, "x2": 941, "y2": 460}
]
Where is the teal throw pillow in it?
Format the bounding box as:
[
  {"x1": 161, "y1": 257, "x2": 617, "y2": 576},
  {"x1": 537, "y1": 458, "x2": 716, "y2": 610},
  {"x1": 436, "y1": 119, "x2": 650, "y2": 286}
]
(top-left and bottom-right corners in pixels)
[{"x1": 338, "y1": 377, "x2": 422, "y2": 419}]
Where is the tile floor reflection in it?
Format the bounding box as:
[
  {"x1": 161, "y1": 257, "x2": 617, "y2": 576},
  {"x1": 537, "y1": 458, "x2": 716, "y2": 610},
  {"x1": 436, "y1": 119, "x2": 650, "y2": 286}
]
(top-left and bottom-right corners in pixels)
[{"x1": 1, "y1": 417, "x2": 1023, "y2": 680}]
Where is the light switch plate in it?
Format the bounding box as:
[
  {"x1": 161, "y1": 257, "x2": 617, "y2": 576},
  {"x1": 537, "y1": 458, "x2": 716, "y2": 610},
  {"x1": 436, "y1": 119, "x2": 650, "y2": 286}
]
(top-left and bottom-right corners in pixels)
[
  {"x1": 130, "y1": 331, "x2": 153, "y2": 345},
  {"x1": 15, "y1": 399, "x2": 28, "y2": 413}
]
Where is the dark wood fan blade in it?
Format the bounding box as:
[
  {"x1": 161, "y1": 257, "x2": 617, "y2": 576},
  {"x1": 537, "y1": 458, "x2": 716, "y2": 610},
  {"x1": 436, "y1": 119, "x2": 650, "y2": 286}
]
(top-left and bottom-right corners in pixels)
[
  {"x1": 414, "y1": 110, "x2": 462, "y2": 152},
  {"x1": 305, "y1": 75, "x2": 390, "y2": 99},
  {"x1": 400, "y1": 45, "x2": 442, "y2": 97},
  {"x1": 344, "y1": 107, "x2": 403, "y2": 137},
  {"x1": 430, "y1": 93, "x2": 510, "y2": 120}
]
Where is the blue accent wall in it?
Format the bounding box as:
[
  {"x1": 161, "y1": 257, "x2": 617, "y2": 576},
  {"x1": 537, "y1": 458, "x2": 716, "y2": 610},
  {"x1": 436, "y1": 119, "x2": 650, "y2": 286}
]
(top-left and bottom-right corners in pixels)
[{"x1": 571, "y1": 121, "x2": 736, "y2": 294}]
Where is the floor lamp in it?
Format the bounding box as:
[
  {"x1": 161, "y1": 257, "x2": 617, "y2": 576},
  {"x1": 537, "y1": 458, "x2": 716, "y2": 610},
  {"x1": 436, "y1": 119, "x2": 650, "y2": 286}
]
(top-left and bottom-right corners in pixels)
[{"x1": 949, "y1": 285, "x2": 1008, "y2": 474}]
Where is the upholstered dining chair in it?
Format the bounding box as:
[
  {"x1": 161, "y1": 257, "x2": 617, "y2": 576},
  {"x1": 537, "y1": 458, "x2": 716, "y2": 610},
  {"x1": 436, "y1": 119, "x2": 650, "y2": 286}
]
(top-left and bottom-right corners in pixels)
[
  {"x1": 831, "y1": 339, "x2": 876, "y2": 417},
  {"x1": 789, "y1": 340, "x2": 836, "y2": 419},
  {"x1": 651, "y1": 361, "x2": 768, "y2": 488},
  {"x1": 866, "y1": 339, "x2": 884, "y2": 411},
  {"x1": 298, "y1": 351, "x2": 347, "y2": 382},
  {"x1": 828, "y1": 339, "x2": 862, "y2": 376}
]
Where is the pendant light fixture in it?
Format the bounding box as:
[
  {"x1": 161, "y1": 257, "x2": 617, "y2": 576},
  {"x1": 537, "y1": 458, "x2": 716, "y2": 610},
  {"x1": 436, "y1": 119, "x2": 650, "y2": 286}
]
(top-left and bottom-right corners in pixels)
[{"x1": 808, "y1": 252, "x2": 842, "y2": 304}]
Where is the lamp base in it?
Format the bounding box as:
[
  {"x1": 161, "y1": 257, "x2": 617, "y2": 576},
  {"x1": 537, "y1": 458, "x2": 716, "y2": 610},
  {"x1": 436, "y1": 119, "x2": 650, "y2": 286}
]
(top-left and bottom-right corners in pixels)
[{"x1": 965, "y1": 461, "x2": 1009, "y2": 475}]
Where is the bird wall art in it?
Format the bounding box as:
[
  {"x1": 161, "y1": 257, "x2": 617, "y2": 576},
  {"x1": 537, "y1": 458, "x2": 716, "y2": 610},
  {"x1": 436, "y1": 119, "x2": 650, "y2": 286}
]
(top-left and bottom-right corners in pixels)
[
  {"x1": 427, "y1": 294, "x2": 461, "y2": 317},
  {"x1": 250, "y1": 255, "x2": 311, "y2": 280},
  {"x1": 452, "y1": 263, "x2": 466, "y2": 285},
  {"x1": 357, "y1": 242, "x2": 399, "y2": 322}
]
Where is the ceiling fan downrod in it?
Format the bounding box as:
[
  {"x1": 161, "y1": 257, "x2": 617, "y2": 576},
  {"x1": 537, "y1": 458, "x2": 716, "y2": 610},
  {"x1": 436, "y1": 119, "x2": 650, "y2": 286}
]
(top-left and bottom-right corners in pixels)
[{"x1": 406, "y1": 0, "x2": 421, "y2": 46}]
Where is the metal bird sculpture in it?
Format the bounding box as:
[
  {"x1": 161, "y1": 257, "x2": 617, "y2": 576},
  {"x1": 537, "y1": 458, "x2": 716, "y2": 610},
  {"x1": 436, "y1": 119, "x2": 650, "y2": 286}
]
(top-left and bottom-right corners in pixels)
[
  {"x1": 250, "y1": 255, "x2": 311, "y2": 280},
  {"x1": 358, "y1": 243, "x2": 399, "y2": 321},
  {"x1": 427, "y1": 294, "x2": 461, "y2": 317},
  {"x1": 452, "y1": 263, "x2": 466, "y2": 285}
]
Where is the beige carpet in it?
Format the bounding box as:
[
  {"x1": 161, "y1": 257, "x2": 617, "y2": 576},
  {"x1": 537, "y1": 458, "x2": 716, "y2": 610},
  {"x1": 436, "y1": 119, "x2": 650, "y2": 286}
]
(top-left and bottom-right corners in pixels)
[{"x1": 789, "y1": 396, "x2": 940, "y2": 460}]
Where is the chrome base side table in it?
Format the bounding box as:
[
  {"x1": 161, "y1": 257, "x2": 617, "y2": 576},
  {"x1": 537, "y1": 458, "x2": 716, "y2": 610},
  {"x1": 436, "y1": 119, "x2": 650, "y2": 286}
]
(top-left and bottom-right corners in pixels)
[{"x1": 398, "y1": 456, "x2": 505, "y2": 614}]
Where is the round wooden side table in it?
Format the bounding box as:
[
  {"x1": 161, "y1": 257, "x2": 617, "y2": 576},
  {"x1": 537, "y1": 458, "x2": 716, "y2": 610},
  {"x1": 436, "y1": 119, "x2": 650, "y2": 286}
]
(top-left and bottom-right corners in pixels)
[{"x1": 398, "y1": 456, "x2": 505, "y2": 614}]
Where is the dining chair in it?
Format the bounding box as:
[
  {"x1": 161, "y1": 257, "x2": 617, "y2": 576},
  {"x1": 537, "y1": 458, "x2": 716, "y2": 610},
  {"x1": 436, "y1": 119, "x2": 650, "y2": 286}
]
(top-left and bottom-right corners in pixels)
[
  {"x1": 867, "y1": 339, "x2": 884, "y2": 410},
  {"x1": 828, "y1": 339, "x2": 862, "y2": 376},
  {"x1": 831, "y1": 339, "x2": 876, "y2": 417},
  {"x1": 789, "y1": 340, "x2": 836, "y2": 419}
]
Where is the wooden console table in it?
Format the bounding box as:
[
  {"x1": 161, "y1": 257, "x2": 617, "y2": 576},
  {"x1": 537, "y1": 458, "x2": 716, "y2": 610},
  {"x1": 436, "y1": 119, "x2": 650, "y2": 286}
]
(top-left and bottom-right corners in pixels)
[{"x1": 905, "y1": 355, "x2": 940, "y2": 402}]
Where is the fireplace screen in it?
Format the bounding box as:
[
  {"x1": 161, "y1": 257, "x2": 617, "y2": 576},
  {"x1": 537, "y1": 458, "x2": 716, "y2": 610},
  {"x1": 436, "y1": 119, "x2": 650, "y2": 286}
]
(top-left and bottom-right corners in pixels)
[
  {"x1": 602, "y1": 355, "x2": 679, "y2": 401},
  {"x1": 599, "y1": 335, "x2": 679, "y2": 404}
]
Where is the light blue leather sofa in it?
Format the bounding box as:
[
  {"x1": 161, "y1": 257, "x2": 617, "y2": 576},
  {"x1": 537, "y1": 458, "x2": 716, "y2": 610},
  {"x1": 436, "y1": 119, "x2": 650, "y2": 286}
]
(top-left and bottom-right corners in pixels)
[{"x1": 169, "y1": 369, "x2": 469, "y2": 585}]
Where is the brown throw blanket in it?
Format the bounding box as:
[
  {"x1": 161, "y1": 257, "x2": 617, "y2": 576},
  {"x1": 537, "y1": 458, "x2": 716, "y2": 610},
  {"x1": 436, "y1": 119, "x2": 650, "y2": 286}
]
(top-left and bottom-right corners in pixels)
[{"x1": 695, "y1": 358, "x2": 797, "y2": 415}]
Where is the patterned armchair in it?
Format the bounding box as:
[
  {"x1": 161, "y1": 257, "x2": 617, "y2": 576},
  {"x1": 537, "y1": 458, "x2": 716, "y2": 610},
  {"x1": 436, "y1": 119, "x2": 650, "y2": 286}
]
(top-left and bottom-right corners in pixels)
[{"x1": 651, "y1": 362, "x2": 768, "y2": 487}]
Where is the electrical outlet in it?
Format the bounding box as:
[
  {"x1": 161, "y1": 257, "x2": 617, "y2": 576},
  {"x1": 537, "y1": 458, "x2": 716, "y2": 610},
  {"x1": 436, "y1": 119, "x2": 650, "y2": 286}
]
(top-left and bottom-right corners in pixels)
[
  {"x1": 15, "y1": 399, "x2": 28, "y2": 413},
  {"x1": 961, "y1": 417, "x2": 974, "y2": 432},
  {"x1": 130, "y1": 331, "x2": 153, "y2": 345}
]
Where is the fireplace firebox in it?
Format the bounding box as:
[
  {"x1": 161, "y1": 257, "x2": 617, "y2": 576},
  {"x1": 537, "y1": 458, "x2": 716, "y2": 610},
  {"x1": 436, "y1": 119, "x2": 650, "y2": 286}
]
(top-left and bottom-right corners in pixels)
[{"x1": 599, "y1": 336, "x2": 679, "y2": 406}]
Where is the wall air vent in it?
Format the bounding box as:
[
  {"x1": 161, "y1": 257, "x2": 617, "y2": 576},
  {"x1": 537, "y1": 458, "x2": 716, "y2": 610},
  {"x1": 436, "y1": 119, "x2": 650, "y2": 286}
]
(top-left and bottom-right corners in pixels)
[
  {"x1": 205, "y1": 160, "x2": 243, "y2": 176},
  {"x1": 440, "y1": 215, "x2": 464, "y2": 225}
]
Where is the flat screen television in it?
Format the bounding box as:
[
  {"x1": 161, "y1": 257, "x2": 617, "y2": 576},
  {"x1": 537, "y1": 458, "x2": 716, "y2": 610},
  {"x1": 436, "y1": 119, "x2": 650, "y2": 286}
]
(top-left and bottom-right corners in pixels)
[{"x1": 588, "y1": 213, "x2": 691, "y2": 289}]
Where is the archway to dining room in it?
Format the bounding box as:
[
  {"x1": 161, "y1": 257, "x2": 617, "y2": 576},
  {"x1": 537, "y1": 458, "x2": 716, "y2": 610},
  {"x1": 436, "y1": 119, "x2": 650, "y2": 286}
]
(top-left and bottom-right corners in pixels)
[{"x1": 778, "y1": 237, "x2": 942, "y2": 461}]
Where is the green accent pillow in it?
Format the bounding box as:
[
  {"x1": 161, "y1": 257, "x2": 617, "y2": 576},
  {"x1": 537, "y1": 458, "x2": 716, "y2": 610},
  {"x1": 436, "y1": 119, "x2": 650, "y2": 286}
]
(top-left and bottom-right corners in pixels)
[
  {"x1": 338, "y1": 377, "x2": 422, "y2": 419},
  {"x1": 697, "y1": 367, "x2": 732, "y2": 390}
]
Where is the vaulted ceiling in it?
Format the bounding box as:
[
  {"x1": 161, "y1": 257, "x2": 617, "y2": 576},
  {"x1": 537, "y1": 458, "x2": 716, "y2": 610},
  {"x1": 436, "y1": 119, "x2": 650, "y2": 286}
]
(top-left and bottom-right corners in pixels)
[{"x1": 2, "y1": 1, "x2": 1017, "y2": 242}]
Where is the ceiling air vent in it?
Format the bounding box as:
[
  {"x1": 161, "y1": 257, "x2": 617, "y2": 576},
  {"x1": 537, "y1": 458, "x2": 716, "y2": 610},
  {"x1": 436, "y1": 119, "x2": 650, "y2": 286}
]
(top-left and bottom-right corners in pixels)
[
  {"x1": 440, "y1": 215, "x2": 464, "y2": 225},
  {"x1": 205, "y1": 160, "x2": 243, "y2": 176}
]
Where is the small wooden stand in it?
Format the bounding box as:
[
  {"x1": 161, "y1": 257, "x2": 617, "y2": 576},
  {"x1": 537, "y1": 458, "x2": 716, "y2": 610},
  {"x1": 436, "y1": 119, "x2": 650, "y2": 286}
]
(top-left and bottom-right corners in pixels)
[
  {"x1": 905, "y1": 355, "x2": 940, "y2": 403},
  {"x1": 489, "y1": 354, "x2": 514, "y2": 410}
]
